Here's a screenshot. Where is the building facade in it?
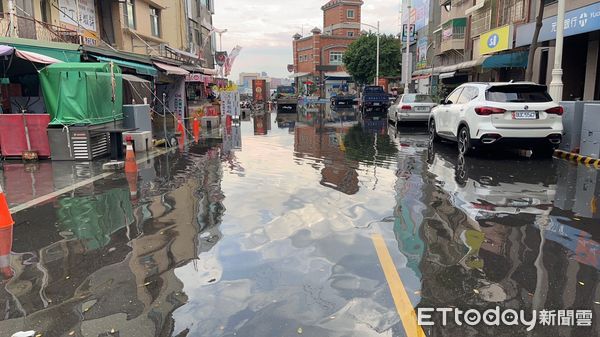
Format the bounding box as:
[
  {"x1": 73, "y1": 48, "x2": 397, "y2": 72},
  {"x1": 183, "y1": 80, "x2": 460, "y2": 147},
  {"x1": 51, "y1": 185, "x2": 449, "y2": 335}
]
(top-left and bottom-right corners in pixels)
[
  {"x1": 0, "y1": 0, "x2": 217, "y2": 70},
  {"x1": 410, "y1": 0, "x2": 600, "y2": 101},
  {"x1": 292, "y1": 0, "x2": 363, "y2": 97}
]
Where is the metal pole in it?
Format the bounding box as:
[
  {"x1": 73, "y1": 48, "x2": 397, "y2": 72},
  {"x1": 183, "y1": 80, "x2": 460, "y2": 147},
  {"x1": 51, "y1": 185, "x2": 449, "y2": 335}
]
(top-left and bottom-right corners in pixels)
[
  {"x1": 8, "y1": 0, "x2": 15, "y2": 38},
  {"x1": 76, "y1": 0, "x2": 81, "y2": 43},
  {"x1": 375, "y1": 21, "x2": 380, "y2": 86},
  {"x1": 548, "y1": 0, "x2": 565, "y2": 103},
  {"x1": 163, "y1": 93, "x2": 169, "y2": 148},
  {"x1": 404, "y1": 0, "x2": 411, "y2": 94}
]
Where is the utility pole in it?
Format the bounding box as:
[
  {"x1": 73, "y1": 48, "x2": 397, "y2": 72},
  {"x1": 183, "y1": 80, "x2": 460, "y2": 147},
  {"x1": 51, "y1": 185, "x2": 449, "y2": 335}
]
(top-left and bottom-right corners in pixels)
[
  {"x1": 404, "y1": 0, "x2": 412, "y2": 94},
  {"x1": 375, "y1": 21, "x2": 380, "y2": 86},
  {"x1": 8, "y1": 0, "x2": 15, "y2": 38},
  {"x1": 548, "y1": 0, "x2": 565, "y2": 103}
]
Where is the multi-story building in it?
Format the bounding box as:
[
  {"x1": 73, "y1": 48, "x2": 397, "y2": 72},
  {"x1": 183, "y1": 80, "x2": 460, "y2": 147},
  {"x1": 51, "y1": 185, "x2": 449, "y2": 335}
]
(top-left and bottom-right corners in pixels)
[{"x1": 292, "y1": 0, "x2": 363, "y2": 97}]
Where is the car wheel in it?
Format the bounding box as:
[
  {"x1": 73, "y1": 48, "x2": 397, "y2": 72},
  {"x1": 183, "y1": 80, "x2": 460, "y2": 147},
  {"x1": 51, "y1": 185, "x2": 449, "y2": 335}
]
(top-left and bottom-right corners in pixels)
[
  {"x1": 429, "y1": 119, "x2": 440, "y2": 143},
  {"x1": 458, "y1": 126, "x2": 475, "y2": 156},
  {"x1": 533, "y1": 145, "x2": 557, "y2": 158}
]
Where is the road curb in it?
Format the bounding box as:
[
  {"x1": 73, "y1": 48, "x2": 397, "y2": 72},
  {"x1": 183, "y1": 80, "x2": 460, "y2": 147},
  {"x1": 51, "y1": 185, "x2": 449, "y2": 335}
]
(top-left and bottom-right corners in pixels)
[{"x1": 554, "y1": 150, "x2": 600, "y2": 169}]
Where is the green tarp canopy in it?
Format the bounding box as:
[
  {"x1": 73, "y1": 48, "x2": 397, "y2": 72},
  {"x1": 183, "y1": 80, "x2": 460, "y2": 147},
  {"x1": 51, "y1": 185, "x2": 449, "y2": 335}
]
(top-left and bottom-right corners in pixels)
[
  {"x1": 482, "y1": 51, "x2": 529, "y2": 69},
  {"x1": 40, "y1": 62, "x2": 124, "y2": 126},
  {"x1": 0, "y1": 37, "x2": 81, "y2": 62}
]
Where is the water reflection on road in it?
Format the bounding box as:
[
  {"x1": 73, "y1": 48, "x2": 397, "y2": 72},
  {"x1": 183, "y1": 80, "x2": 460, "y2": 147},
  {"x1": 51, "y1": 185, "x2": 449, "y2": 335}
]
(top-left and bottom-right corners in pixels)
[{"x1": 0, "y1": 105, "x2": 598, "y2": 337}]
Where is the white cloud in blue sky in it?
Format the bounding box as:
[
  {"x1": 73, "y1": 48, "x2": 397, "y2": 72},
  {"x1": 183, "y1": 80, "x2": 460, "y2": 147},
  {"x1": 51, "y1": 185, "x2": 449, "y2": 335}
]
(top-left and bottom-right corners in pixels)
[{"x1": 213, "y1": 0, "x2": 401, "y2": 81}]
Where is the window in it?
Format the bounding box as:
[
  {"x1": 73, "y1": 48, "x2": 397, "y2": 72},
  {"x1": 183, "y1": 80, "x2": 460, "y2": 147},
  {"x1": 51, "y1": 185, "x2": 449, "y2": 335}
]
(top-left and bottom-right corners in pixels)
[
  {"x1": 486, "y1": 85, "x2": 552, "y2": 102},
  {"x1": 329, "y1": 51, "x2": 343, "y2": 65},
  {"x1": 150, "y1": 7, "x2": 160, "y2": 37},
  {"x1": 347, "y1": 10, "x2": 354, "y2": 19},
  {"x1": 124, "y1": 0, "x2": 135, "y2": 29},
  {"x1": 446, "y1": 88, "x2": 463, "y2": 104},
  {"x1": 403, "y1": 94, "x2": 434, "y2": 103},
  {"x1": 347, "y1": 31, "x2": 354, "y2": 37},
  {"x1": 457, "y1": 87, "x2": 478, "y2": 104}
]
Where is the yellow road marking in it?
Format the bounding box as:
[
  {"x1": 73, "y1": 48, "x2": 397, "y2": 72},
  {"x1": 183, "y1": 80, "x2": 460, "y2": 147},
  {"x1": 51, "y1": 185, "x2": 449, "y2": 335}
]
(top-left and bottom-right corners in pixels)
[{"x1": 372, "y1": 233, "x2": 426, "y2": 337}]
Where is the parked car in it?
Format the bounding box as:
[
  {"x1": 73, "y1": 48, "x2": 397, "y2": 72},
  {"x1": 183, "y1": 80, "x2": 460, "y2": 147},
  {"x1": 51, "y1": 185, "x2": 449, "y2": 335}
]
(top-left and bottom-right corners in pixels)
[
  {"x1": 429, "y1": 82, "x2": 564, "y2": 157},
  {"x1": 388, "y1": 93, "x2": 437, "y2": 125},
  {"x1": 359, "y1": 86, "x2": 390, "y2": 117}
]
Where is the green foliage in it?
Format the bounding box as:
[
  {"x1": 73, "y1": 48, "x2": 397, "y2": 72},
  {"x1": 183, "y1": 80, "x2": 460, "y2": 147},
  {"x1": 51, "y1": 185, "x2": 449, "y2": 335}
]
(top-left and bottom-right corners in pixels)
[{"x1": 343, "y1": 33, "x2": 402, "y2": 85}]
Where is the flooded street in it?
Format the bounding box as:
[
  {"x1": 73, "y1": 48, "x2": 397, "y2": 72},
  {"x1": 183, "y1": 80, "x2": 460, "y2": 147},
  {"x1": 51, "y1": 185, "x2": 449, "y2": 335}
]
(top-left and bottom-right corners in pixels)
[{"x1": 1, "y1": 107, "x2": 599, "y2": 337}]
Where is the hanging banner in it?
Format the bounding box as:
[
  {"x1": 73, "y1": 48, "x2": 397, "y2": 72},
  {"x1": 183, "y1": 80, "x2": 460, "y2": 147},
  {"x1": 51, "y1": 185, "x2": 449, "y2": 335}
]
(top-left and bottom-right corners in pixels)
[
  {"x1": 220, "y1": 91, "x2": 241, "y2": 118},
  {"x1": 416, "y1": 37, "x2": 428, "y2": 70},
  {"x1": 224, "y1": 46, "x2": 242, "y2": 76},
  {"x1": 58, "y1": 0, "x2": 97, "y2": 31},
  {"x1": 252, "y1": 79, "x2": 267, "y2": 102},
  {"x1": 215, "y1": 51, "x2": 228, "y2": 67}
]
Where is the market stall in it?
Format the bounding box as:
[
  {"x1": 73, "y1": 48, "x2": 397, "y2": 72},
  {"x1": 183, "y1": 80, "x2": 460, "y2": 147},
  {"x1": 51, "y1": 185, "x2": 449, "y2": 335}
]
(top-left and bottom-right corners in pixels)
[{"x1": 0, "y1": 45, "x2": 64, "y2": 159}]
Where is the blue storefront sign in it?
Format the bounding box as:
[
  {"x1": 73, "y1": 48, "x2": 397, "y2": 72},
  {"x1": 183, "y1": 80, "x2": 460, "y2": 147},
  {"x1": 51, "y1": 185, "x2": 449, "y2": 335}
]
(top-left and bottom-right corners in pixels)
[{"x1": 516, "y1": 2, "x2": 600, "y2": 47}]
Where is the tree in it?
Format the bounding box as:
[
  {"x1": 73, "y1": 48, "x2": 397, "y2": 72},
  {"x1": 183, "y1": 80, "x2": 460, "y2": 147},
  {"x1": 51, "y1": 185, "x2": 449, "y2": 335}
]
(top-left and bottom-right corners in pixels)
[
  {"x1": 525, "y1": 0, "x2": 546, "y2": 81},
  {"x1": 343, "y1": 33, "x2": 402, "y2": 85}
]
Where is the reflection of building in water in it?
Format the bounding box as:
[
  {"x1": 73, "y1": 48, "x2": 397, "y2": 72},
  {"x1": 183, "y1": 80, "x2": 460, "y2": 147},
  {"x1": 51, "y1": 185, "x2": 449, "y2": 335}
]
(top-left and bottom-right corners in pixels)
[
  {"x1": 253, "y1": 112, "x2": 272, "y2": 135},
  {"x1": 0, "y1": 146, "x2": 225, "y2": 336},
  {"x1": 415, "y1": 143, "x2": 600, "y2": 336},
  {"x1": 294, "y1": 122, "x2": 359, "y2": 195}
]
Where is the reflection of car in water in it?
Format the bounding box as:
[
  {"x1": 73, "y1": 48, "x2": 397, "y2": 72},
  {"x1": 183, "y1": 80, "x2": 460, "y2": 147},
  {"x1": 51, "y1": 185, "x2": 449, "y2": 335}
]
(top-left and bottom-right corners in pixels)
[
  {"x1": 330, "y1": 95, "x2": 356, "y2": 108},
  {"x1": 276, "y1": 112, "x2": 298, "y2": 131},
  {"x1": 427, "y1": 141, "x2": 557, "y2": 224}
]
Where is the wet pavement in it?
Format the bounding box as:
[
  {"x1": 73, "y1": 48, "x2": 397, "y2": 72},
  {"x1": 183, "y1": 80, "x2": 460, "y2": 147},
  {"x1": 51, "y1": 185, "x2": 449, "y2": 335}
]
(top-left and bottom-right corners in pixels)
[{"x1": 0, "y1": 106, "x2": 599, "y2": 337}]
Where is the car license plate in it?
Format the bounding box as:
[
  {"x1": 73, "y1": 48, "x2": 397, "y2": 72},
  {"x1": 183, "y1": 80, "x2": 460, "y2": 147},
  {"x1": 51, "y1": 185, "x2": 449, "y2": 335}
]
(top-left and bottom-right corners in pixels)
[
  {"x1": 338, "y1": 101, "x2": 345, "y2": 105},
  {"x1": 373, "y1": 117, "x2": 380, "y2": 121},
  {"x1": 415, "y1": 107, "x2": 429, "y2": 112},
  {"x1": 513, "y1": 111, "x2": 537, "y2": 119},
  {"x1": 373, "y1": 102, "x2": 380, "y2": 106}
]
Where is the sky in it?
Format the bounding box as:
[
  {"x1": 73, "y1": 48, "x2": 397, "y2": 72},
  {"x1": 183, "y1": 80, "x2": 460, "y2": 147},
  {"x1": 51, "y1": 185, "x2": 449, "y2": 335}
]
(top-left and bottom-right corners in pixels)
[{"x1": 212, "y1": 0, "x2": 402, "y2": 82}]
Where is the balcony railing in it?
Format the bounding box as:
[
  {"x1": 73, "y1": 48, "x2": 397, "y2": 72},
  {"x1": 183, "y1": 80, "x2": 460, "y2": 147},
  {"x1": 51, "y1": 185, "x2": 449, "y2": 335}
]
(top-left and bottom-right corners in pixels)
[{"x1": 0, "y1": 13, "x2": 80, "y2": 44}]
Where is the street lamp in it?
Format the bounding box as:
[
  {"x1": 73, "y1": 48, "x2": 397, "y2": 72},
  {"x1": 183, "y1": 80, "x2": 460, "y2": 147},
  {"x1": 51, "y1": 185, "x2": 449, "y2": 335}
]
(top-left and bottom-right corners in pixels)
[
  {"x1": 344, "y1": 21, "x2": 380, "y2": 85},
  {"x1": 215, "y1": 28, "x2": 228, "y2": 78},
  {"x1": 548, "y1": 0, "x2": 565, "y2": 103},
  {"x1": 404, "y1": 0, "x2": 412, "y2": 94}
]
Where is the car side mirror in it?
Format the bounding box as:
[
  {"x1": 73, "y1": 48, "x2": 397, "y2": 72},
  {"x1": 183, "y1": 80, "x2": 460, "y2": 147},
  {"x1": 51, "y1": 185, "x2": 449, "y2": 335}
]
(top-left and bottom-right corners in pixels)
[{"x1": 440, "y1": 99, "x2": 446, "y2": 105}]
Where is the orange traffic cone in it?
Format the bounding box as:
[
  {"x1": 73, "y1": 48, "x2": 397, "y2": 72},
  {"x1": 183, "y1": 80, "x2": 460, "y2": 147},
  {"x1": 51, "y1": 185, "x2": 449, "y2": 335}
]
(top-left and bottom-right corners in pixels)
[
  {"x1": 0, "y1": 183, "x2": 13, "y2": 280},
  {"x1": 124, "y1": 137, "x2": 138, "y2": 174},
  {"x1": 125, "y1": 170, "x2": 138, "y2": 201},
  {"x1": 0, "y1": 225, "x2": 13, "y2": 280},
  {"x1": 177, "y1": 116, "x2": 185, "y2": 134},
  {"x1": 0, "y1": 183, "x2": 13, "y2": 229},
  {"x1": 193, "y1": 117, "x2": 200, "y2": 142}
]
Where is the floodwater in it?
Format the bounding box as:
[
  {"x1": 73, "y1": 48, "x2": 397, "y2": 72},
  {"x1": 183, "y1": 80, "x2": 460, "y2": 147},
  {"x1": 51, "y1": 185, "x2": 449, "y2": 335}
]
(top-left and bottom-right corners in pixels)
[{"x1": 0, "y1": 106, "x2": 598, "y2": 337}]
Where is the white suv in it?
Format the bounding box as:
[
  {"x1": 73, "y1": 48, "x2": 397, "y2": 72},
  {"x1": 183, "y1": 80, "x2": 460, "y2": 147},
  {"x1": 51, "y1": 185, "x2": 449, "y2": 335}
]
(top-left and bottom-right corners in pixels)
[{"x1": 429, "y1": 82, "x2": 564, "y2": 156}]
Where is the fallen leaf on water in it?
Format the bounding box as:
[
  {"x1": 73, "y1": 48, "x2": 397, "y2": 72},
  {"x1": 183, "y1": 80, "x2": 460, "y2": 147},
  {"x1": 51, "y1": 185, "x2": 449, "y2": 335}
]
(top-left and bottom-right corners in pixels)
[
  {"x1": 110, "y1": 329, "x2": 115, "y2": 334},
  {"x1": 594, "y1": 301, "x2": 600, "y2": 305},
  {"x1": 297, "y1": 327, "x2": 303, "y2": 334},
  {"x1": 579, "y1": 281, "x2": 585, "y2": 286},
  {"x1": 528, "y1": 293, "x2": 534, "y2": 297},
  {"x1": 414, "y1": 290, "x2": 421, "y2": 295},
  {"x1": 65, "y1": 276, "x2": 70, "y2": 280},
  {"x1": 473, "y1": 289, "x2": 480, "y2": 294},
  {"x1": 68, "y1": 332, "x2": 74, "y2": 336}
]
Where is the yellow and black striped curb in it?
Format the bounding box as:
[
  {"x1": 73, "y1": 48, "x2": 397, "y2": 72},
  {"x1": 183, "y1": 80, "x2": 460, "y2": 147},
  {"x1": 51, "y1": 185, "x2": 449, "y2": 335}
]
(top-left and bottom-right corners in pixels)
[{"x1": 554, "y1": 150, "x2": 600, "y2": 169}]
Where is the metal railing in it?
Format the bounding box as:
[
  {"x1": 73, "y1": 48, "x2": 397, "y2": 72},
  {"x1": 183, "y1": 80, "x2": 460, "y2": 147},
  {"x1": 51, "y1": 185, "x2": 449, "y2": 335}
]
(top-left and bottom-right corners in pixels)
[{"x1": 0, "y1": 13, "x2": 79, "y2": 44}]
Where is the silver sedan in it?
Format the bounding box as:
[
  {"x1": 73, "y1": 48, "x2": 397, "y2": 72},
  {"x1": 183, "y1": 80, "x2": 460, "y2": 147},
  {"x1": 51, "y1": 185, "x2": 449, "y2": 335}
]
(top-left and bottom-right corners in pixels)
[{"x1": 388, "y1": 94, "x2": 437, "y2": 124}]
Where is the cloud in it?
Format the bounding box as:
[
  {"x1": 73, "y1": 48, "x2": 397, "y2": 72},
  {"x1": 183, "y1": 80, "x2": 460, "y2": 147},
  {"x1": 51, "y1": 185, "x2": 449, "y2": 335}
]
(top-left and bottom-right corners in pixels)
[{"x1": 213, "y1": 0, "x2": 401, "y2": 80}]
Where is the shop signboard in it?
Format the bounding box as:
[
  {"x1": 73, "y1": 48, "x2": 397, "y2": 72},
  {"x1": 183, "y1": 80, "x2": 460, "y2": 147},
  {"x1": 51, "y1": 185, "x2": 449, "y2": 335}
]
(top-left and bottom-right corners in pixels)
[
  {"x1": 416, "y1": 37, "x2": 428, "y2": 70},
  {"x1": 480, "y1": 25, "x2": 511, "y2": 54},
  {"x1": 58, "y1": 0, "x2": 97, "y2": 31},
  {"x1": 252, "y1": 79, "x2": 267, "y2": 102},
  {"x1": 215, "y1": 52, "x2": 228, "y2": 67},
  {"x1": 516, "y1": 2, "x2": 600, "y2": 47},
  {"x1": 220, "y1": 91, "x2": 241, "y2": 118},
  {"x1": 401, "y1": 0, "x2": 429, "y2": 32}
]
